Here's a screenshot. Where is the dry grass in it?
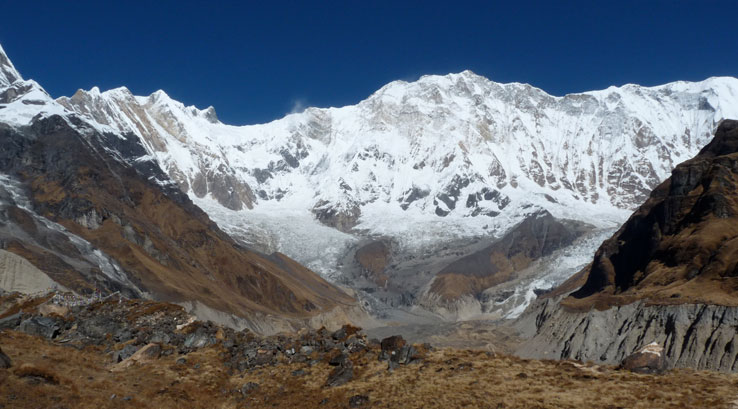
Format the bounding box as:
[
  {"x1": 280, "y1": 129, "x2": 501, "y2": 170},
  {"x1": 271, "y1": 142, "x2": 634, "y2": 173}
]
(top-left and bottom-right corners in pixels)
[{"x1": 2, "y1": 331, "x2": 738, "y2": 408}]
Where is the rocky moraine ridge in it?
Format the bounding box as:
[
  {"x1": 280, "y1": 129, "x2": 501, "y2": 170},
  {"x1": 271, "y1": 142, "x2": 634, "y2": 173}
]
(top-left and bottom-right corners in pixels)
[{"x1": 518, "y1": 120, "x2": 738, "y2": 372}]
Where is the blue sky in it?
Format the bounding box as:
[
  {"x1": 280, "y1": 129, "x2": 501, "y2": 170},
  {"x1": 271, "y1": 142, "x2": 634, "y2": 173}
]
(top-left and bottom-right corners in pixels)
[{"x1": 1, "y1": 1, "x2": 736, "y2": 124}]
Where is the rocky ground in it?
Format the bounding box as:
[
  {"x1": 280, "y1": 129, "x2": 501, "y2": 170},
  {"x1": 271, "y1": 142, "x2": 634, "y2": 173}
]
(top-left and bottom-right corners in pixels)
[{"x1": 2, "y1": 292, "x2": 738, "y2": 408}]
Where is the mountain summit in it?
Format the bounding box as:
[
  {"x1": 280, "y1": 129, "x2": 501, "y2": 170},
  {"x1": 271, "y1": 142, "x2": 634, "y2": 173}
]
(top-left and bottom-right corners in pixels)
[{"x1": 0, "y1": 44, "x2": 21, "y2": 86}]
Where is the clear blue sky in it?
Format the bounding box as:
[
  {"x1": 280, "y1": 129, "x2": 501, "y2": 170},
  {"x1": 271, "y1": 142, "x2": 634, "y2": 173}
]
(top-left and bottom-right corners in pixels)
[{"x1": 1, "y1": 1, "x2": 736, "y2": 124}]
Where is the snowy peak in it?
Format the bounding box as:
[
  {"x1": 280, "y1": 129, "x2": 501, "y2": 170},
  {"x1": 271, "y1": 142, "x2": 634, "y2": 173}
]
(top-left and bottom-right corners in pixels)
[
  {"x1": 56, "y1": 70, "x2": 738, "y2": 230},
  {"x1": 0, "y1": 43, "x2": 22, "y2": 87},
  {"x1": 0, "y1": 43, "x2": 70, "y2": 127}
]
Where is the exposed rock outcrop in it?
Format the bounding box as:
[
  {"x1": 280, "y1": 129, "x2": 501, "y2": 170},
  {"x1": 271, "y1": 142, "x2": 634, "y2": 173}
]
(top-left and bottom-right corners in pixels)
[{"x1": 517, "y1": 297, "x2": 738, "y2": 372}]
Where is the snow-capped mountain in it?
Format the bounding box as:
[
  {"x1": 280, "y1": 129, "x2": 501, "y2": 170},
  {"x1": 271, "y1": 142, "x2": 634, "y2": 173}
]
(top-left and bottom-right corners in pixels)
[
  {"x1": 57, "y1": 71, "x2": 738, "y2": 230},
  {"x1": 5, "y1": 39, "x2": 738, "y2": 320}
]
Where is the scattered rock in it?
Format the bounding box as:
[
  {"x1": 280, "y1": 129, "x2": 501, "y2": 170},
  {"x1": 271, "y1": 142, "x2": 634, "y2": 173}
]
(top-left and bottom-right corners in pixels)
[
  {"x1": 0, "y1": 347, "x2": 11, "y2": 369},
  {"x1": 291, "y1": 369, "x2": 306, "y2": 376},
  {"x1": 620, "y1": 342, "x2": 667, "y2": 374},
  {"x1": 349, "y1": 394, "x2": 370, "y2": 407}
]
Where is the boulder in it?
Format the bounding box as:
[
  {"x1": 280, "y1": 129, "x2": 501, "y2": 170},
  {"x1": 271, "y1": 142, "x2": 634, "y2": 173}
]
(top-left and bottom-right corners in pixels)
[
  {"x1": 380, "y1": 335, "x2": 406, "y2": 352},
  {"x1": 184, "y1": 328, "x2": 214, "y2": 349},
  {"x1": 379, "y1": 335, "x2": 406, "y2": 361},
  {"x1": 113, "y1": 344, "x2": 139, "y2": 363},
  {"x1": 112, "y1": 343, "x2": 161, "y2": 371},
  {"x1": 0, "y1": 346, "x2": 11, "y2": 369},
  {"x1": 329, "y1": 352, "x2": 349, "y2": 366},
  {"x1": 325, "y1": 364, "x2": 353, "y2": 387},
  {"x1": 0, "y1": 312, "x2": 21, "y2": 330},
  {"x1": 18, "y1": 316, "x2": 60, "y2": 339},
  {"x1": 620, "y1": 342, "x2": 667, "y2": 374},
  {"x1": 394, "y1": 345, "x2": 419, "y2": 365},
  {"x1": 349, "y1": 394, "x2": 370, "y2": 407}
]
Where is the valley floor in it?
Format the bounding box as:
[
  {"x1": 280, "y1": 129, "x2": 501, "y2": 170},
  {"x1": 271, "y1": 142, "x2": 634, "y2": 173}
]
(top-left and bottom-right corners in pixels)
[{"x1": 2, "y1": 330, "x2": 738, "y2": 409}]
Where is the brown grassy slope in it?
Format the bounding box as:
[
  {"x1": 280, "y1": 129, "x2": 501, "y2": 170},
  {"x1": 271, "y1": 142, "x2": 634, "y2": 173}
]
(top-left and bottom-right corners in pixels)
[
  {"x1": 564, "y1": 119, "x2": 738, "y2": 311},
  {"x1": 1, "y1": 331, "x2": 738, "y2": 409},
  {"x1": 0, "y1": 116, "x2": 354, "y2": 319}
]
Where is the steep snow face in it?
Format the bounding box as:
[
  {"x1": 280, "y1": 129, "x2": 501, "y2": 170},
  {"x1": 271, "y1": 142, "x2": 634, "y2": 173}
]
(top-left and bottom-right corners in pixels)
[
  {"x1": 59, "y1": 73, "x2": 738, "y2": 218},
  {"x1": 0, "y1": 44, "x2": 22, "y2": 87},
  {"x1": 0, "y1": 45, "x2": 71, "y2": 127}
]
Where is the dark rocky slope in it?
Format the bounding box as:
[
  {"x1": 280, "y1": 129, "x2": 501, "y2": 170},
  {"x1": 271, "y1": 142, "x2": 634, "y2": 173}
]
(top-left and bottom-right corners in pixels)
[
  {"x1": 518, "y1": 120, "x2": 738, "y2": 372},
  {"x1": 0, "y1": 116, "x2": 356, "y2": 324}
]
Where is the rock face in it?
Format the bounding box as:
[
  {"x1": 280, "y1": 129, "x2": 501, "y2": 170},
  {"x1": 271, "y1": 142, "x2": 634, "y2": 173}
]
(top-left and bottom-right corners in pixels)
[
  {"x1": 518, "y1": 121, "x2": 738, "y2": 372},
  {"x1": 517, "y1": 298, "x2": 738, "y2": 372}
]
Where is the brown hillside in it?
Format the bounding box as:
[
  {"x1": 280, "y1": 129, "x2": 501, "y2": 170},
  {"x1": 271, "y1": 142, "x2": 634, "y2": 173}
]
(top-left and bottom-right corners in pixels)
[
  {"x1": 565, "y1": 119, "x2": 738, "y2": 310},
  {"x1": 0, "y1": 116, "x2": 354, "y2": 319}
]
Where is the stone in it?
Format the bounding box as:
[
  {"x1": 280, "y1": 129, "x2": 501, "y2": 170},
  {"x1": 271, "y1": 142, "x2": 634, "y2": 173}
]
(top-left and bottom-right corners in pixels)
[
  {"x1": 325, "y1": 365, "x2": 353, "y2": 387},
  {"x1": 395, "y1": 345, "x2": 419, "y2": 364},
  {"x1": 113, "y1": 344, "x2": 139, "y2": 363},
  {"x1": 0, "y1": 312, "x2": 21, "y2": 331},
  {"x1": 380, "y1": 335, "x2": 406, "y2": 353},
  {"x1": 184, "y1": 329, "x2": 213, "y2": 349},
  {"x1": 620, "y1": 342, "x2": 667, "y2": 374},
  {"x1": 150, "y1": 331, "x2": 171, "y2": 344},
  {"x1": 240, "y1": 382, "x2": 259, "y2": 397},
  {"x1": 331, "y1": 327, "x2": 347, "y2": 341},
  {"x1": 0, "y1": 346, "x2": 11, "y2": 369},
  {"x1": 112, "y1": 343, "x2": 161, "y2": 371},
  {"x1": 349, "y1": 395, "x2": 370, "y2": 408},
  {"x1": 79, "y1": 318, "x2": 119, "y2": 340},
  {"x1": 291, "y1": 369, "x2": 306, "y2": 376},
  {"x1": 18, "y1": 316, "x2": 60, "y2": 339},
  {"x1": 329, "y1": 352, "x2": 349, "y2": 366}
]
